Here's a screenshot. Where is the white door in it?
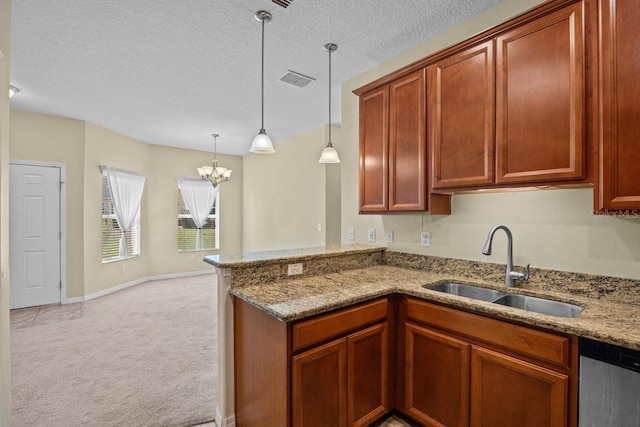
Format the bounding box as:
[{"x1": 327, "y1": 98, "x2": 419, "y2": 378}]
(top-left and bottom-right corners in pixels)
[{"x1": 10, "y1": 163, "x2": 62, "y2": 309}]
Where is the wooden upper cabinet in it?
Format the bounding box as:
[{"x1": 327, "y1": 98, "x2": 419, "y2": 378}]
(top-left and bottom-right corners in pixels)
[
  {"x1": 429, "y1": 40, "x2": 495, "y2": 190},
  {"x1": 389, "y1": 69, "x2": 427, "y2": 211},
  {"x1": 359, "y1": 86, "x2": 389, "y2": 212},
  {"x1": 495, "y1": 2, "x2": 585, "y2": 184},
  {"x1": 597, "y1": 0, "x2": 640, "y2": 211}
]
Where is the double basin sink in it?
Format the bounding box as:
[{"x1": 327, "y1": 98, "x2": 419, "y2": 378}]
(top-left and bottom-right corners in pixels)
[{"x1": 428, "y1": 282, "x2": 584, "y2": 318}]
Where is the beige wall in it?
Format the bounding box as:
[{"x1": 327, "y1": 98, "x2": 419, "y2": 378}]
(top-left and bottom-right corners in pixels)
[
  {"x1": 341, "y1": 0, "x2": 640, "y2": 280},
  {"x1": 242, "y1": 125, "x2": 336, "y2": 252},
  {"x1": 9, "y1": 110, "x2": 243, "y2": 299},
  {"x1": 147, "y1": 144, "x2": 242, "y2": 276},
  {"x1": 0, "y1": 0, "x2": 11, "y2": 422},
  {"x1": 83, "y1": 123, "x2": 151, "y2": 295}
]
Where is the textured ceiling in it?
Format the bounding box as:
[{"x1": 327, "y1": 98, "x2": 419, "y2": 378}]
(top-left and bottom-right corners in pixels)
[{"x1": 10, "y1": 0, "x2": 501, "y2": 156}]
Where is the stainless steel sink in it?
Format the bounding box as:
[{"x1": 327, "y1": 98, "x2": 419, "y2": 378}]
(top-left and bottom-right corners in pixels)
[
  {"x1": 428, "y1": 282, "x2": 506, "y2": 302},
  {"x1": 492, "y1": 294, "x2": 584, "y2": 318},
  {"x1": 427, "y1": 282, "x2": 584, "y2": 318}
]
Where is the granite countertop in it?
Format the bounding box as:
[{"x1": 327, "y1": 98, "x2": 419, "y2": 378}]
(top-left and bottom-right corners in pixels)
[
  {"x1": 230, "y1": 264, "x2": 640, "y2": 351},
  {"x1": 204, "y1": 243, "x2": 382, "y2": 268}
]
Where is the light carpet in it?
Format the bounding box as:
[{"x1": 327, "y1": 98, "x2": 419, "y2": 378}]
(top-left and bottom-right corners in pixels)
[{"x1": 11, "y1": 274, "x2": 218, "y2": 427}]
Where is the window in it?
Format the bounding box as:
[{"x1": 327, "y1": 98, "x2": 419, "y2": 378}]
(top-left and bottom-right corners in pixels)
[
  {"x1": 178, "y1": 188, "x2": 218, "y2": 251},
  {"x1": 101, "y1": 169, "x2": 143, "y2": 262}
]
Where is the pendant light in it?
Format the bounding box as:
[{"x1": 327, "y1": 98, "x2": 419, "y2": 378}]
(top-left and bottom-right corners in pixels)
[
  {"x1": 319, "y1": 43, "x2": 340, "y2": 163},
  {"x1": 9, "y1": 85, "x2": 19, "y2": 98},
  {"x1": 249, "y1": 10, "x2": 276, "y2": 154},
  {"x1": 197, "y1": 134, "x2": 232, "y2": 187}
]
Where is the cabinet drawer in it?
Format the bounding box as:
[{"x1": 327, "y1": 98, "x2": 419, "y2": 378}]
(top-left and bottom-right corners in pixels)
[
  {"x1": 406, "y1": 298, "x2": 569, "y2": 368},
  {"x1": 293, "y1": 298, "x2": 388, "y2": 352}
]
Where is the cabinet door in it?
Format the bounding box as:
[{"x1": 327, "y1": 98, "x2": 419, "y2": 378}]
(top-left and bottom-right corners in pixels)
[
  {"x1": 405, "y1": 322, "x2": 470, "y2": 427},
  {"x1": 292, "y1": 338, "x2": 347, "y2": 427},
  {"x1": 470, "y1": 346, "x2": 568, "y2": 427},
  {"x1": 495, "y1": 3, "x2": 584, "y2": 184},
  {"x1": 430, "y1": 41, "x2": 495, "y2": 189},
  {"x1": 359, "y1": 86, "x2": 389, "y2": 213},
  {"x1": 389, "y1": 69, "x2": 427, "y2": 211},
  {"x1": 597, "y1": 0, "x2": 640, "y2": 210},
  {"x1": 348, "y1": 322, "x2": 389, "y2": 427}
]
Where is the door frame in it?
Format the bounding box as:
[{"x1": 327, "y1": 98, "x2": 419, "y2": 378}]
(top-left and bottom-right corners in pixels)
[{"x1": 10, "y1": 160, "x2": 68, "y2": 305}]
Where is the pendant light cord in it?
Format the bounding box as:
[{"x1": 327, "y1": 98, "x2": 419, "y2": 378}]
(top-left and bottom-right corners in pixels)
[
  {"x1": 260, "y1": 17, "x2": 265, "y2": 131},
  {"x1": 328, "y1": 47, "x2": 332, "y2": 146}
]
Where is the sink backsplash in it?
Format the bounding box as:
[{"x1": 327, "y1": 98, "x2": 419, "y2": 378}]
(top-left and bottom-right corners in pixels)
[{"x1": 384, "y1": 251, "x2": 640, "y2": 306}]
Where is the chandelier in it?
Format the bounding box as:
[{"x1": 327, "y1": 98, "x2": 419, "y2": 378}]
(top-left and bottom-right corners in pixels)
[{"x1": 197, "y1": 134, "x2": 232, "y2": 187}]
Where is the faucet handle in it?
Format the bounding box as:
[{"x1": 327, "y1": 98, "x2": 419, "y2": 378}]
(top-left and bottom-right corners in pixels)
[{"x1": 509, "y1": 263, "x2": 530, "y2": 282}]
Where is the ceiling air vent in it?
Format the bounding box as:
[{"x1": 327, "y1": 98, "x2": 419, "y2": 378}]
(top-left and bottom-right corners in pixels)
[
  {"x1": 272, "y1": 0, "x2": 294, "y2": 8},
  {"x1": 280, "y1": 70, "x2": 315, "y2": 88}
]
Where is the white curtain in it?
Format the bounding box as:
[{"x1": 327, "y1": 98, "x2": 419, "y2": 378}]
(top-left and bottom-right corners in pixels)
[
  {"x1": 104, "y1": 167, "x2": 146, "y2": 258},
  {"x1": 178, "y1": 178, "x2": 218, "y2": 250}
]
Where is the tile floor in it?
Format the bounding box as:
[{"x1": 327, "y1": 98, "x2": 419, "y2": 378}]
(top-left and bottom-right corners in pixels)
[
  {"x1": 191, "y1": 414, "x2": 417, "y2": 427},
  {"x1": 10, "y1": 303, "x2": 83, "y2": 329}
]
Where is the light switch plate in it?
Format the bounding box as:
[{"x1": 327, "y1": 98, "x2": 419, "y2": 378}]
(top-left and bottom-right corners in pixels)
[{"x1": 348, "y1": 227, "x2": 355, "y2": 240}]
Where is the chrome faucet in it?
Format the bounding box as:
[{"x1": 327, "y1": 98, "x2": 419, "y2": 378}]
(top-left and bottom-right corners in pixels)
[{"x1": 482, "y1": 225, "x2": 530, "y2": 288}]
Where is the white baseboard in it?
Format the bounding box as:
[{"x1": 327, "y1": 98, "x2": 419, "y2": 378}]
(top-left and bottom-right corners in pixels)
[
  {"x1": 64, "y1": 270, "x2": 215, "y2": 304},
  {"x1": 215, "y1": 407, "x2": 236, "y2": 427}
]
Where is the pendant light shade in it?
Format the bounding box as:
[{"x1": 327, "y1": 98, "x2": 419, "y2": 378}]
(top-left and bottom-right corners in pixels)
[
  {"x1": 9, "y1": 85, "x2": 20, "y2": 98},
  {"x1": 319, "y1": 145, "x2": 340, "y2": 163},
  {"x1": 250, "y1": 10, "x2": 276, "y2": 154},
  {"x1": 319, "y1": 43, "x2": 340, "y2": 163},
  {"x1": 251, "y1": 129, "x2": 275, "y2": 154}
]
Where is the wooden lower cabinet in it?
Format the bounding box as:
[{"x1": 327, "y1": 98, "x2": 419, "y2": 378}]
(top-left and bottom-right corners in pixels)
[
  {"x1": 404, "y1": 298, "x2": 576, "y2": 427},
  {"x1": 405, "y1": 323, "x2": 470, "y2": 427},
  {"x1": 292, "y1": 322, "x2": 389, "y2": 427},
  {"x1": 293, "y1": 338, "x2": 348, "y2": 427},
  {"x1": 471, "y1": 346, "x2": 568, "y2": 427},
  {"x1": 235, "y1": 296, "x2": 577, "y2": 427},
  {"x1": 234, "y1": 297, "x2": 391, "y2": 427}
]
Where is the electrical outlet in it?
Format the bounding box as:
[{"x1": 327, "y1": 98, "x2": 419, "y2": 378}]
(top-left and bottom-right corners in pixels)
[
  {"x1": 421, "y1": 231, "x2": 431, "y2": 247},
  {"x1": 348, "y1": 227, "x2": 355, "y2": 240},
  {"x1": 287, "y1": 263, "x2": 303, "y2": 276},
  {"x1": 386, "y1": 230, "x2": 394, "y2": 243},
  {"x1": 317, "y1": 223, "x2": 322, "y2": 232},
  {"x1": 368, "y1": 228, "x2": 376, "y2": 242}
]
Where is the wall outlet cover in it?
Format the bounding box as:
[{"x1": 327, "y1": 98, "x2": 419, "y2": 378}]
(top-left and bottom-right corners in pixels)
[
  {"x1": 287, "y1": 263, "x2": 303, "y2": 276},
  {"x1": 421, "y1": 231, "x2": 431, "y2": 247},
  {"x1": 386, "y1": 230, "x2": 394, "y2": 243},
  {"x1": 368, "y1": 228, "x2": 376, "y2": 242},
  {"x1": 348, "y1": 227, "x2": 355, "y2": 240}
]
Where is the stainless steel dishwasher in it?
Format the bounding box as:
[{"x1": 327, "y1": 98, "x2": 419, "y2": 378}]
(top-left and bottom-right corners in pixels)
[{"x1": 579, "y1": 337, "x2": 640, "y2": 426}]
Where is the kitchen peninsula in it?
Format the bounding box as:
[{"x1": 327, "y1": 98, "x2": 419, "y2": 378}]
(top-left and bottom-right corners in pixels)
[{"x1": 204, "y1": 244, "x2": 640, "y2": 427}]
